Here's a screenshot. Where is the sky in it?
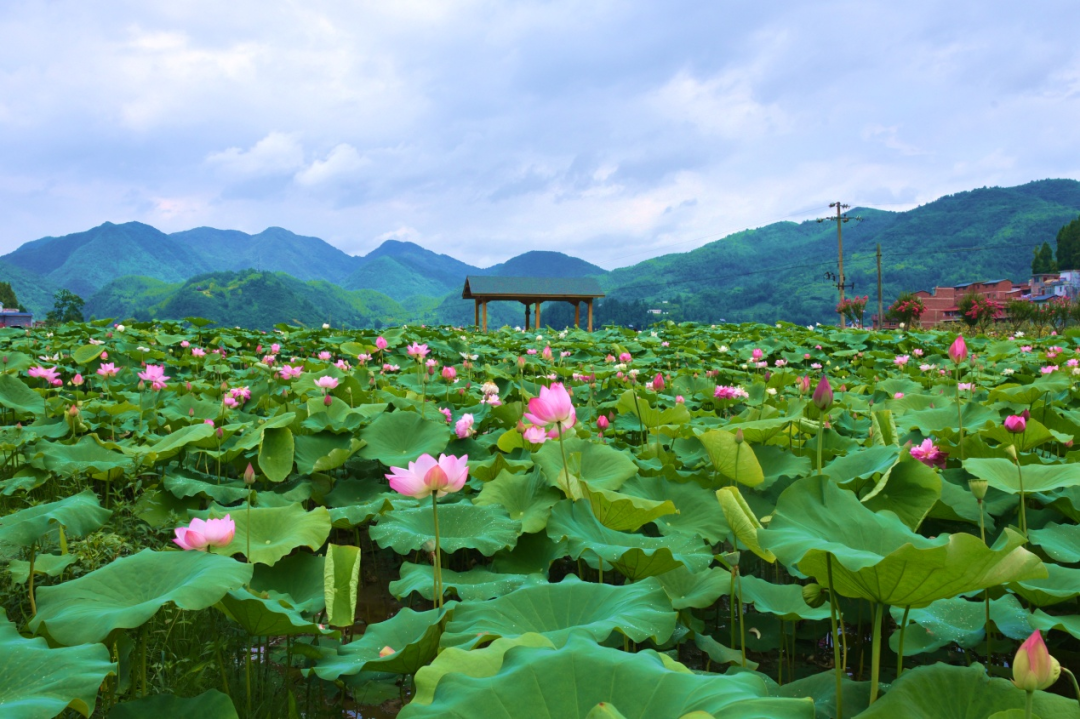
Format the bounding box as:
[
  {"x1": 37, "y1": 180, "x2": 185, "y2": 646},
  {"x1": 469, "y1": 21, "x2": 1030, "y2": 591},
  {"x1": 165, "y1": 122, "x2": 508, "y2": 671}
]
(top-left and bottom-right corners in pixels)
[{"x1": 1, "y1": 1, "x2": 1079, "y2": 269}]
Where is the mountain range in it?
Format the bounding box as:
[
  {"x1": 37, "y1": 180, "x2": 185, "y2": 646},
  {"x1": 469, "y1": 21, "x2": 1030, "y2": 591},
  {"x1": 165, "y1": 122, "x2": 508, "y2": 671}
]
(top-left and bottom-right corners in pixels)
[{"x1": 3, "y1": 178, "x2": 1080, "y2": 329}]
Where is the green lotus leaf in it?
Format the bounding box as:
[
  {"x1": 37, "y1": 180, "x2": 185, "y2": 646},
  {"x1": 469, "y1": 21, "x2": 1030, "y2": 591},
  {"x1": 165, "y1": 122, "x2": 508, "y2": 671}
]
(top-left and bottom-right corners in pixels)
[
  {"x1": 140, "y1": 423, "x2": 216, "y2": 463},
  {"x1": 581, "y1": 484, "x2": 677, "y2": 532},
  {"x1": 370, "y1": 501, "x2": 521, "y2": 556},
  {"x1": 36, "y1": 436, "x2": 134, "y2": 477},
  {"x1": 854, "y1": 662, "x2": 1077, "y2": 719},
  {"x1": 697, "y1": 429, "x2": 764, "y2": 487},
  {"x1": 1030, "y1": 609, "x2": 1080, "y2": 640},
  {"x1": 820, "y1": 445, "x2": 900, "y2": 488},
  {"x1": 294, "y1": 432, "x2": 365, "y2": 475},
  {"x1": 759, "y1": 476, "x2": 1046, "y2": 607},
  {"x1": 586, "y1": 704, "x2": 630, "y2": 719},
  {"x1": 397, "y1": 633, "x2": 815, "y2": 719},
  {"x1": 323, "y1": 543, "x2": 361, "y2": 628},
  {"x1": 359, "y1": 410, "x2": 450, "y2": 466},
  {"x1": 412, "y1": 633, "x2": 556, "y2": 705},
  {"x1": 963, "y1": 458, "x2": 1080, "y2": 494},
  {"x1": 545, "y1": 500, "x2": 712, "y2": 580},
  {"x1": 217, "y1": 587, "x2": 335, "y2": 636},
  {"x1": 7, "y1": 553, "x2": 76, "y2": 584},
  {"x1": 982, "y1": 419, "x2": 1057, "y2": 452},
  {"x1": 30, "y1": 549, "x2": 252, "y2": 645},
  {"x1": 719, "y1": 416, "x2": 794, "y2": 445},
  {"x1": 770, "y1": 670, "x2": 872, "y2": 719},
  {"x1": 164, "y1": 472, "x2": 251, "y2": 505},
  {"x1": 692, "y1": 632, "x2": 758, "y2": 671},
  {"x1": 1028, "y1": 522, "x2": 1080, "y2": 563},
  {"x1": 870, "y1": 408, "x2": 900, "y2": 446},
  {"x1": 258, "y1": 426, "x2": 294, "y2": 482},
  {"x1": 756, "y1": 445, "x2": 812, "y2": 486},
  {"x1": 196, "y1": 503, "x2": 332, "y2": 566},
  {"x1": 491, "y1": 531, "x2": 565, "y2": 575},
  {"x1": 474, "y1": 468, "x2": 561, "y2": 533},
  {"x1": 737, "y1": 575, "x2": 829, "y2": 621},
  {"x1": 312, "y1": 605, "x2": 452, "y2": 679},
  {"x1": 0, "y1": 490, "x2": 111, "y2": 548},
  {"x1": 617, "y1": 390, "x2": 692, "y2": 430},
  {"x1": 0, "y1": 609, "x2": 116, "y2": 718},
  {"x1": 533, "y1": 437, "x2": 639, "y2": 492},
  {"x1": 655, "y1": 566, "x2": 732, "y2": 610},
  {"x1": 390, "y1": 562, "x2": 548, "y2": 601},
  {"x1": 622, "y1": 475, "x2": 730, "y2": 544},
  {"x1": 108, "y1": 689, "x2": 238, "y2": 719},
  {"x1": 441, "y1": 575, "x2": 677, "y2": 649},
  {"x1": 886, "y1": 595, "x2": 1035, "y2": 655},
  {"x1": 324, "y1": 478, "x2": 400, "y2": 528},
  {"x1": 249, "y1": 551, "x2": 326, "y2": 614},
  {"x1": 1008, "y1": 564, "x2": 1080, "y2": 607},
  {"x1": 0, "y1": 374, "x2": 47, "y2": 416},
  {"x1": 861, "y1": 457, "x2": 942, "y2": 531},
  {"x1": 716, "y1": 486, "x2": 775, "y2": 562},
  {"x1": 895, "y1": 402, "x2": 997, "y2": 434}
]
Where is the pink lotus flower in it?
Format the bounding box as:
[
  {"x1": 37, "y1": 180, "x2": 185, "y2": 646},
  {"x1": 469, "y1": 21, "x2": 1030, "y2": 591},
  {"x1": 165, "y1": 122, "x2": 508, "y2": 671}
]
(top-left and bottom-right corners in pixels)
[
  {"x1": 455, "y1": 413, "x2": 474, "y2": 439},
  {"x1": 523, "y1": 383, "x2": 576, "y2": 435},
  {"x1": 1012, "y1": 630, "x2": 1061, "y2": 692},
  {"x1": 314, "y1": 376, "x2": 339, "y2": 390},
  {"x1": 358, "y1": 353, "x2": 372, "y2": 363},
  {"x1": 173, "y1": 515, "x2": 235, "y2": 551},
  {"x1": 651, "y1": 373, "x2": 665, "y2": 392},
  {"x1": 526, "y1": 348, "x2": 537, "y2": 355},
  {"x1": 1041, "y1": 365, "x2": 1058, "y2": 374},
  {"x1": 230, "y1": 386, "x2": 252, "y2": 402},
  {"x1": 28, "y1": 366, "x2": 60, "y2": 384},
  {"x1": 223, "y1": 395, "x2": 238, "y2": 408},
  {"x1": 278, "y1": 364, "x2": 303, "y2": 380},
  {"x1": 812, "y1": 376, "x2": 833, "y2": 411},
  {"x1": 619, "y1": 352, "x2": 632, "y2": 363},
  {"x1": 96, "y1": 363, "x2": 118, "y2": 378},
  {"x1": 714, "y1": 385, "x2": 749, "y2": 401},
  {"x1": 751, "y1": 348, "x2": 763, "y2": 361},
  {"x1": 675, "y1": 395, "x2": 685, "y2": 404},
  {"x1": 913, "y1": 348, "x2": 924, "y2": 357},
  {"x1": 442, "y1": 366, "x2": 457, "y2": 382},
  {"x1": 958, "y1": 382, "x2": 974, "y2": 391},
  {"x1": 386, "y1": 453, "x2": 469, "y2": 499},
  {"x1": 262, "y1": 355, "x2": 277, "y2": 366},
  {"x1": 271, "y1": 343, "x2": 281, "y2": 354},
  {"x1": 894, "y1": 355, "x2": 910, "y2": 366},
  {"x1": 909, "y1": 438, "x2": 947, "y2": 468},
  {"x1": 597, "y1": 415, "x2": 610, "y2": 431},
  {"x1": 318, "y1": 351, "x2": 332, "y2": 361},
  {"x1": 1004, "y1": 414, "x2": 1027, "y2": 433},
  {"x1": 191, "y1": 347, "x2": 206, "y2": 357},
  {"x1": 72, "y1": 373, "x2": 84, "y2": 386},
  {"x1": 1020, "y1": 345, "x2": 1033, "y2": 353},
  {"x1": 605, "y1": 354, "x2": 615, "y2": 363},
  {"x1": 523, "y1": 425, "x2": 548, "y2": 445},
  {"x1": 439, "y1": 407, "x2": 452, "y2": 423},
  {"x1": 375, "y1": 336, "x2": 388, "y2": 351},
  {"x1": 407, "y1": 343, "x2": 430, "y2": 360},
  {"x1": 797, "y1": 375, "x2": 811, "y2": 393},
  {"x1": 661, "y1": 341, "x2": 669, "y2": 347},
  {"x1": 894, "y1": 392, "x2": 904, "y2": 399},
  {"x1": 138, "y1": 365, "x2": 170, "y2": 391},
  {"x1": 542, "y1": 346, "x2": 553, "y2": 361}
]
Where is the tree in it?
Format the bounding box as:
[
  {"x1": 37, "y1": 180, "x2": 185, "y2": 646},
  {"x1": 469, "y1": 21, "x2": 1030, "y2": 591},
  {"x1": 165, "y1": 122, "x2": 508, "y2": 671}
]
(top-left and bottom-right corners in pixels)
[
  {"x1": 0, "y1": 282, "x2": 21, "y2": 311},
  {"x1": 1055, "y1": 215, "x2": 1080, "y2": 270},
  {"x1": 1032, "y1": 241, "x2": 1058, "y2": 275},
  {"x1": 46, "y1": 289, "x2": 85, "y2": 324}
]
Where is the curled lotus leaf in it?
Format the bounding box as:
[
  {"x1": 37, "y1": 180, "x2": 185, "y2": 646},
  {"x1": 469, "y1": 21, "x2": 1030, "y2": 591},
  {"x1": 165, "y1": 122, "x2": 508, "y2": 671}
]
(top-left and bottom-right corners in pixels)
[
  {"x1": 370, "y1": 501, "x2": 521, "y2": 556},
  {"x1": 0, "y1": 490, "x2": 111, "y2": 549},
  {"x1": 312, "y1": 605, "x2": 452, "y2": 679}
]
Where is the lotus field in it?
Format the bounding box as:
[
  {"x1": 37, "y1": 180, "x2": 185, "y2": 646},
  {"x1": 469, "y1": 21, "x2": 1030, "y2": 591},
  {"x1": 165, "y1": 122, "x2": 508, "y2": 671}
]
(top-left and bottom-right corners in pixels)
[{"x1": 3, "y1": 318, "x2": 1080, "y2": 719}]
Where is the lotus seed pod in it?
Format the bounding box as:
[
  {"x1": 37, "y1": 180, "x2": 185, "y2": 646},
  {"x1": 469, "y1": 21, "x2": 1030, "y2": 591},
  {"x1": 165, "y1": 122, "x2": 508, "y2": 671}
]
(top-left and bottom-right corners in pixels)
[
  {"x1": 802, "y1": 583, "x2": 826, "y2": 608},
  {"x1": 968, "y1": 478, "x2": 989, "y2": 500}
]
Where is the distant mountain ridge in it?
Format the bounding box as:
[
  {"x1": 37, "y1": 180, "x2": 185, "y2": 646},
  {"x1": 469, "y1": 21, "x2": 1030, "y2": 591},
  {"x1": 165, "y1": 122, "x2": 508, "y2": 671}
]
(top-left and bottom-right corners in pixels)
[{"x1": 3, "y1": 178, "x2": 1080, "y2": 326}]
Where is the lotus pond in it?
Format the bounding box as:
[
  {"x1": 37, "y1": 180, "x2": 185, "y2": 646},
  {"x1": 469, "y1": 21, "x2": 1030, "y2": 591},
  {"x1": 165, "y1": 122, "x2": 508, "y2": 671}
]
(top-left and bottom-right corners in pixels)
[{"x1": 0, "y1": 319, "x2": 1078, "y2": 719}]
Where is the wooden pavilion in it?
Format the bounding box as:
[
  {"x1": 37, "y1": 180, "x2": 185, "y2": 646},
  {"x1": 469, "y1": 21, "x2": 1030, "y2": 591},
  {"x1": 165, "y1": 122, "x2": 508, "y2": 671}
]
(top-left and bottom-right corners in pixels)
[{"x1": 462, "y1": 276, "x2": 606, "y2": 332}]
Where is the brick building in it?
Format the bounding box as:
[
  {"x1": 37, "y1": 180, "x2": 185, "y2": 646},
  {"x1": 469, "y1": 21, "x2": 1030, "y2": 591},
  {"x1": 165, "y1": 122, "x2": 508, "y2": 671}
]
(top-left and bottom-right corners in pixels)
[{"x1": 872, "y1": 278, "x2": 1029, "y2": 328}]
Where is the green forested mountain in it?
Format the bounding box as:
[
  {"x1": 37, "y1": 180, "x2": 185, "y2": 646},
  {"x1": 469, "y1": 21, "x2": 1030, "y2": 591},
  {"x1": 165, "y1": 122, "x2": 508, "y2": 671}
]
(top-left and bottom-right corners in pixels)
[{"x1": 7, "y1": 178, "x2": 1080, "y2": 328}]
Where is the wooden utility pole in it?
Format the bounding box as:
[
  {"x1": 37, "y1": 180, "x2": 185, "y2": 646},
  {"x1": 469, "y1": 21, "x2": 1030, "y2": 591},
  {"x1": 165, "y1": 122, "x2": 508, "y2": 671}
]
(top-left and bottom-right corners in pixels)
[
  {"x1": 876, "y1": 243, "x2": 883, "y2": 330},
  {"x1": 817, "y1": 203, "x2": 861, "y2": 328}
]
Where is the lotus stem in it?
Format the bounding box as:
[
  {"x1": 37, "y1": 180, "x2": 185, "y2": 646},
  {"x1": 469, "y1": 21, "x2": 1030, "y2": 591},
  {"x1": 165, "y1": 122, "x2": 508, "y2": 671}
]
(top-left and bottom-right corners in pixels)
[
  {"x1": 1061, "y1": 668, "x2": 1080, "y2": 713},
  {"x1": 869, "y1": 602, "x2": 884, "y2": 704},
  {"x1": 978, "y1": 499, "x2": 992, "y2": 662},
  {"x1": 431, "y1": 493, "x2": 443, "y2": 608},
  {"x1": 817, "y1": 418, "x2": 825, "y2": 477},
  {"x1": 1013, "y1": 454, "x2": 1028, "y2": 536},
  {"x1": 730, "y1": 565, "x2": 737, "y2": 649},
  {"x1": 245, "y1": 638, "x2": 252, "y2": 715},
  {"x1": 27, "y1": 542, "x2": 37, "y2": 617},
  {"x1": 557, "y1": 424, "x2": 570, "y2": 496},
  {"x1": 897, "y1": 605, "x2": 910, "y2": 677},
  {"x1": 955, "y1": 365, "x2": 964, "y2": 460},
  {"x1": 736, "y1": 566, "x2": 746, "y2": 667},
  {"x1": 826, "y1": 554, "x2": 844, "y2": 719},
  {"x1": 1025, "y1": 689, "x2": 1034, "y2": 719},
  {"x1": 630, "y1": 384, "x2": 646, "y2": 445}
]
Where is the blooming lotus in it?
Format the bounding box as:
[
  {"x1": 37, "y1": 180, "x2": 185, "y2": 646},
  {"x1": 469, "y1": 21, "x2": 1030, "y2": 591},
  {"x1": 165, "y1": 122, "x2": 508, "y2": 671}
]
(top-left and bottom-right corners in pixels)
[
  {"x1": 27, "y1": 366, "x2": 60, "y2": 384},
  {"x1": 455, "y1": 413, "x2": 474, "y2": 439},
  {"x1": 386, "y1": 453, "x2": 468, "y2": 499},
  {"x1": 523, "y1": 425, "x2": 548, "y2": 445},
  {"x1": 314, "y1": 376, "x2": 339, "y2": 390},
  {"x1": 278, "y1": 364, "x2": 303, "y2": 380},
  {"x1": 96, "y1": 363, "x2": 118, "y2": 378},
  {"x1": 909, "y1": 439, "x2": 947, "y2": 468},
  {"x1": 318, "y1": 351, "x2": 332, "y2": 361},
  {"x1": 375, "y1": 336, "x2": 388, "y2": 350},
  {"x1": 523, "y1": 383, "x2": 576, "y2": 435},
  {"x1": 174, "y1": 515, "x2": 235, "y2": 551},
  {"x1": 407, "y1": 343, "x2": 429, "y2": 360},
  {"x1": 714, "y1": 385, "x2": 749, "y2": 401},
  {"x1": 137, "y1": 365, "x2": 170, "y2": 391},
  {"x1": 191, "y1": 347, "x2": 206, "y2": 357}
]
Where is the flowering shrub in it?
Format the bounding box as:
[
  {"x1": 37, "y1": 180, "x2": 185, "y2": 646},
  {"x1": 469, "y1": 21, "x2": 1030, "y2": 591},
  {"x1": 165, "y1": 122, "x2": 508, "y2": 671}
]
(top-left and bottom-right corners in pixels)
[
  {"x1": 835, "y1": 295, "x2": 868, "y2": 326},
  {"x1": 888, "y1": 292, "x2": 925, "y2": 326},
  {"x1": 956, "y1": 291, "x2": 1004, "y2": 329}
]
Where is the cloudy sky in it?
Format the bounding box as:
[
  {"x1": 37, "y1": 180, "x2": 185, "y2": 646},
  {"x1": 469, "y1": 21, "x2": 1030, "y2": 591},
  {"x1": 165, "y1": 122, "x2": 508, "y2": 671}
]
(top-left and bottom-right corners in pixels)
[{"x1": 1, "y1": 1, "x2": 1078, "y2": 268}]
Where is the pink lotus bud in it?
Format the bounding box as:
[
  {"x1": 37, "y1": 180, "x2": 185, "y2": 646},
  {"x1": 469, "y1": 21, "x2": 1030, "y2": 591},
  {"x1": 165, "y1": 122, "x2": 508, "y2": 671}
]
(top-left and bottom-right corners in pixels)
[
  {"x1": 517, "y1": 356, "x2": 526, "y2": 369},
  {"x1": 185, "y1": 382, "x2": 192, "y2": 391},
  {"x1": 812, "y1": 376, "x2": 833, "y2": 411},
  {"x1": 597, "y1": 415, "x2": 610, "y2": 430},
  {"x1": 376, "y1": 336, "x2": 388, "y2": 350},
  {"x1": 68, "y1": 404, "x2": 79, "y2": 417},
  {"x1": 619, "y1": 352, "x2": 632, "y2": 363},
  {"x1": 51, "y1": 379, "x2": 62, "y2": 387},
  {"x1": 442, "y1": 366, "x2": 457, "y2": 381},
  {"x1": 948, "y1": 335, "x2": 968, "y2": 364},
  {"x1": 1004, "y1": 415, "x2": 1027, "y2": 433},
  {"x1": 323, "y1": 394, "x2": 333, "y2": 406},
  {"x1": 189, "y1": 408, "x2": 195, "y2": 416},
  {"x1": 1012, "y1": 630, "x2": 1060, "y2": 692},
  {"x1": 216, "y1": 427, "x2": 223, "y2": 439},
  {"x1": 752, "y1": 348, "x2": 763, "y2": 361},
  {"x1": 72, "y1": 373, "x2": 84, "y2": 386},
  {"x1": 651, "y1": 373, "x2": 665, "y2": 392},
  {"x1": 100, "y1": 351, "x2": 108, "y2": 359},
  {"x1": 379, "y1": 646, "x2": 395, "y2": 657},
  {"x1": 675, "y1": 395, "x2": 684, "y2": 404},
  {"x1": 244, "y1": 463, "x2": 256, "y2": 485}
]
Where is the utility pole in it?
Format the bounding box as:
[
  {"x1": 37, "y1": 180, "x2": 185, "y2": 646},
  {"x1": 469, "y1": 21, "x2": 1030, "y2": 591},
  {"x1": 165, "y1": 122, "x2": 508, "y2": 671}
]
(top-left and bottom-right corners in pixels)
[
  {"x1": 876, "y1": 243, "x2": 883, "y2": 330},
  {"x1": 818, "y1": 203, "x2": 862, "y2": 328}
]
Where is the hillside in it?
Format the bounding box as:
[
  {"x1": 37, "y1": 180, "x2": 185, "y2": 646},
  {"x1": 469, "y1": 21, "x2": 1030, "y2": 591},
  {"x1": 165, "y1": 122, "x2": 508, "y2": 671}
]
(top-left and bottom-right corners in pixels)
[{"x1": 488, "y1": 250, "x2": 607, "y2": 277}]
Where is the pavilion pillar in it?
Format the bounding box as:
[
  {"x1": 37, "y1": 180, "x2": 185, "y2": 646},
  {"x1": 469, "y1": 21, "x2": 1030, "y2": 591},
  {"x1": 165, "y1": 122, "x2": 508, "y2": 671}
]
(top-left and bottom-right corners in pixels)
[
  {"x1": 474, "y1": 299, "x2": 479, "y2": 329},
  {"x1": 482, "y1": 301, "x2": 488, "y2": 333},
  {"x1": 587, "y1": 300, "x2": 594, "y2": 332},
  {"x1": 524, "y1": 302, "x2": 531, "y2": 330},
  {"x1": 574, "y1": 302, "x2": 580, "y2": 328},
  {"x1": 535, "y1": 302, "x2": 541, "y2": 330}
]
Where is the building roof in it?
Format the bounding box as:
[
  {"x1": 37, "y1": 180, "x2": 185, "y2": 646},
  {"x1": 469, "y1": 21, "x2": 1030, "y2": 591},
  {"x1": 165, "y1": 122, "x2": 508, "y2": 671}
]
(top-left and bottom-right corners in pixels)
[
  {"x1": 1030, "y1": 294, "x2": 1058, "y2": 302},
  {"x1": 462, "y1": 276, "x2": 605, "y2": 299}
]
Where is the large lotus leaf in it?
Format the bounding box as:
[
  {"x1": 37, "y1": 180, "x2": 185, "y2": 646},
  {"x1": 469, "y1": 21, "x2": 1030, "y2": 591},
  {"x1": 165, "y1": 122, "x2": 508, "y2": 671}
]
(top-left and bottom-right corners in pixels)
[
  {"x1": 324, "y1": 543, "x2": 361, "y2": 627},
  {"x1": 249, "y1": 551, "x2": 326, "y2": 613},
  {"x1": 30, "y1": 549, "x2": 252, "y2": 645},
  {"x1": 854, "y1": 662, "x2": 1078, "y2": 719},
  {"x1": 655, "y1": 566, "x2": 732, "y2": 610},
  {"x1": 716, "y1": 486, "x2": 775, "y2": 562},
  {"x1": 886, "y1": 594, "x2": 1035, "y2": 655},
  {"x1": 770, "y1": 671, "x2": 872, "y2": 719},
  {"x1": 963, "y1": 457, "x2": 1080, "y2": 493},
  {"x1": 737, "y1": 576, "x2": 829, "y2": 621},
  {"x1": 720, "y1": 416, "x2": 794, "y2": 445},
  {"x1": 533, "y1": 437, "x2": 639, "y2": 494},
  {"x1": 312, "y1": 605, "x2": 451, "y2": 679},
  {"x1": 37, "y1": 436, "x2": 133, "y2": 477},
  {"x1": 0, "y1": 609, "x2": 116, "y2": 718},
  {"x1": 139, "y1": 423, "x2": 216, "y2": 463},
  {"x1": 256, "y1": 426, "x2": 294, "y2": 482},
  {"x1": 759, "y1": 476, "x2": 1046, "y2": 607},
  {"x1": 390, "y1": 562, "x2": 548, "y2": 601},
  {"x1": 294, "y1": 432, "x2": 365, "y2": 475},
  {"x1": 1031, "y1": 609, "x2": 1080, "y2": 640},
  {"x1": 164, "y1": 472, "x2": 250, "y2": 505},
  {"x1": 895, "y1": 402, "x2": 997, "y2": 434},
  {"x1": 397, "y1": 633, "x2": 815, "y2": 719},
  {"x1": 220, "y1": 413, "x2": 295, "y2": 455},
  {"x1": 546, "y1": 500, "x2": 712, "y2": 580},
  {"x1": 622, "y1": 475, "x2": 730, "y2": 544},
  {"x1": 1008, "y1": 564, "x2": 1080, "y2": 607},
  {"x1": 756, "y1": 445, "x2": 812, "y2": 486},
  {"x1": 693, "y1": 632, "x2": 758, "y2": 671},
  {"x1": 359, "y1": 411, "x2": 449, "y2": 466},
  {"x1": 581, "y1": 484, "x2": 677, "y2": 532},
  {"x1": 370, "y1": 501, "x2": 521, "y2": 556},
  {"x1": 0, "y1": 490, "x2": 111, "y2": 548},
  {"x1": 195, "y1": 504, "x2": 332, "y2": 566},
  {"x1": 697, "y1": 430, "x2": 764, "y2": 487},
  {"x1": 1028, "y1": 522, "x2": 1080, "y2": 563},
  {"x1": 324, "y1": 478, "x2": 400, "y2": 528},
  {"x1": 861, "y1": 457, "x2": 942, "y2": 531},
  {"x1": 441, "y1": 575, "x2": 677, "y2": 649},
  {"x1": 0, "y1": 374, "x2": 46, "y2": 416},
  {"x1": 8, "y1": 553, "x2": 76, "y2": 584},
  {"x1": 474, "y1": 469, "x2": 561, "y2": 533},
  {"x1": 217, "y1": 587, "x2": 334, "y2": 637},
  {"x1": 108, "y1": 690, "x2": 238, "y2": 719},
  {"x1": 412, "y1": 634, "x2": 556, "y2": 705},
  {"x1": 820, "y1": 445, "x2": 900, "y2": 488},
  {"x1": 617, "y1": 390, "x2": 692, "y2": 430}
]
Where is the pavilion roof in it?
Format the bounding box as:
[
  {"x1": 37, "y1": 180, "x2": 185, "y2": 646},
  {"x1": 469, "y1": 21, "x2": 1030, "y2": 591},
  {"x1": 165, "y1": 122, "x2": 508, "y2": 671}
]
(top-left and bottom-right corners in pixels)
[{"x1": 462, "y1": 276, "x2": 605, "y2": 299}]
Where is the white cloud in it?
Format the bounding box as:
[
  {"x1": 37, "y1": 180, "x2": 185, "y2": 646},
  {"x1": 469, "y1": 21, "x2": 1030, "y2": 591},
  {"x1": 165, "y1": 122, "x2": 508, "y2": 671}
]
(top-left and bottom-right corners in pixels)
[
  {"x1": 206, "y1": 132, "x2": 305, "y2": 176},
  {"x1": 294, "y1": 144, "x2": 369, "y2": 187}
]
